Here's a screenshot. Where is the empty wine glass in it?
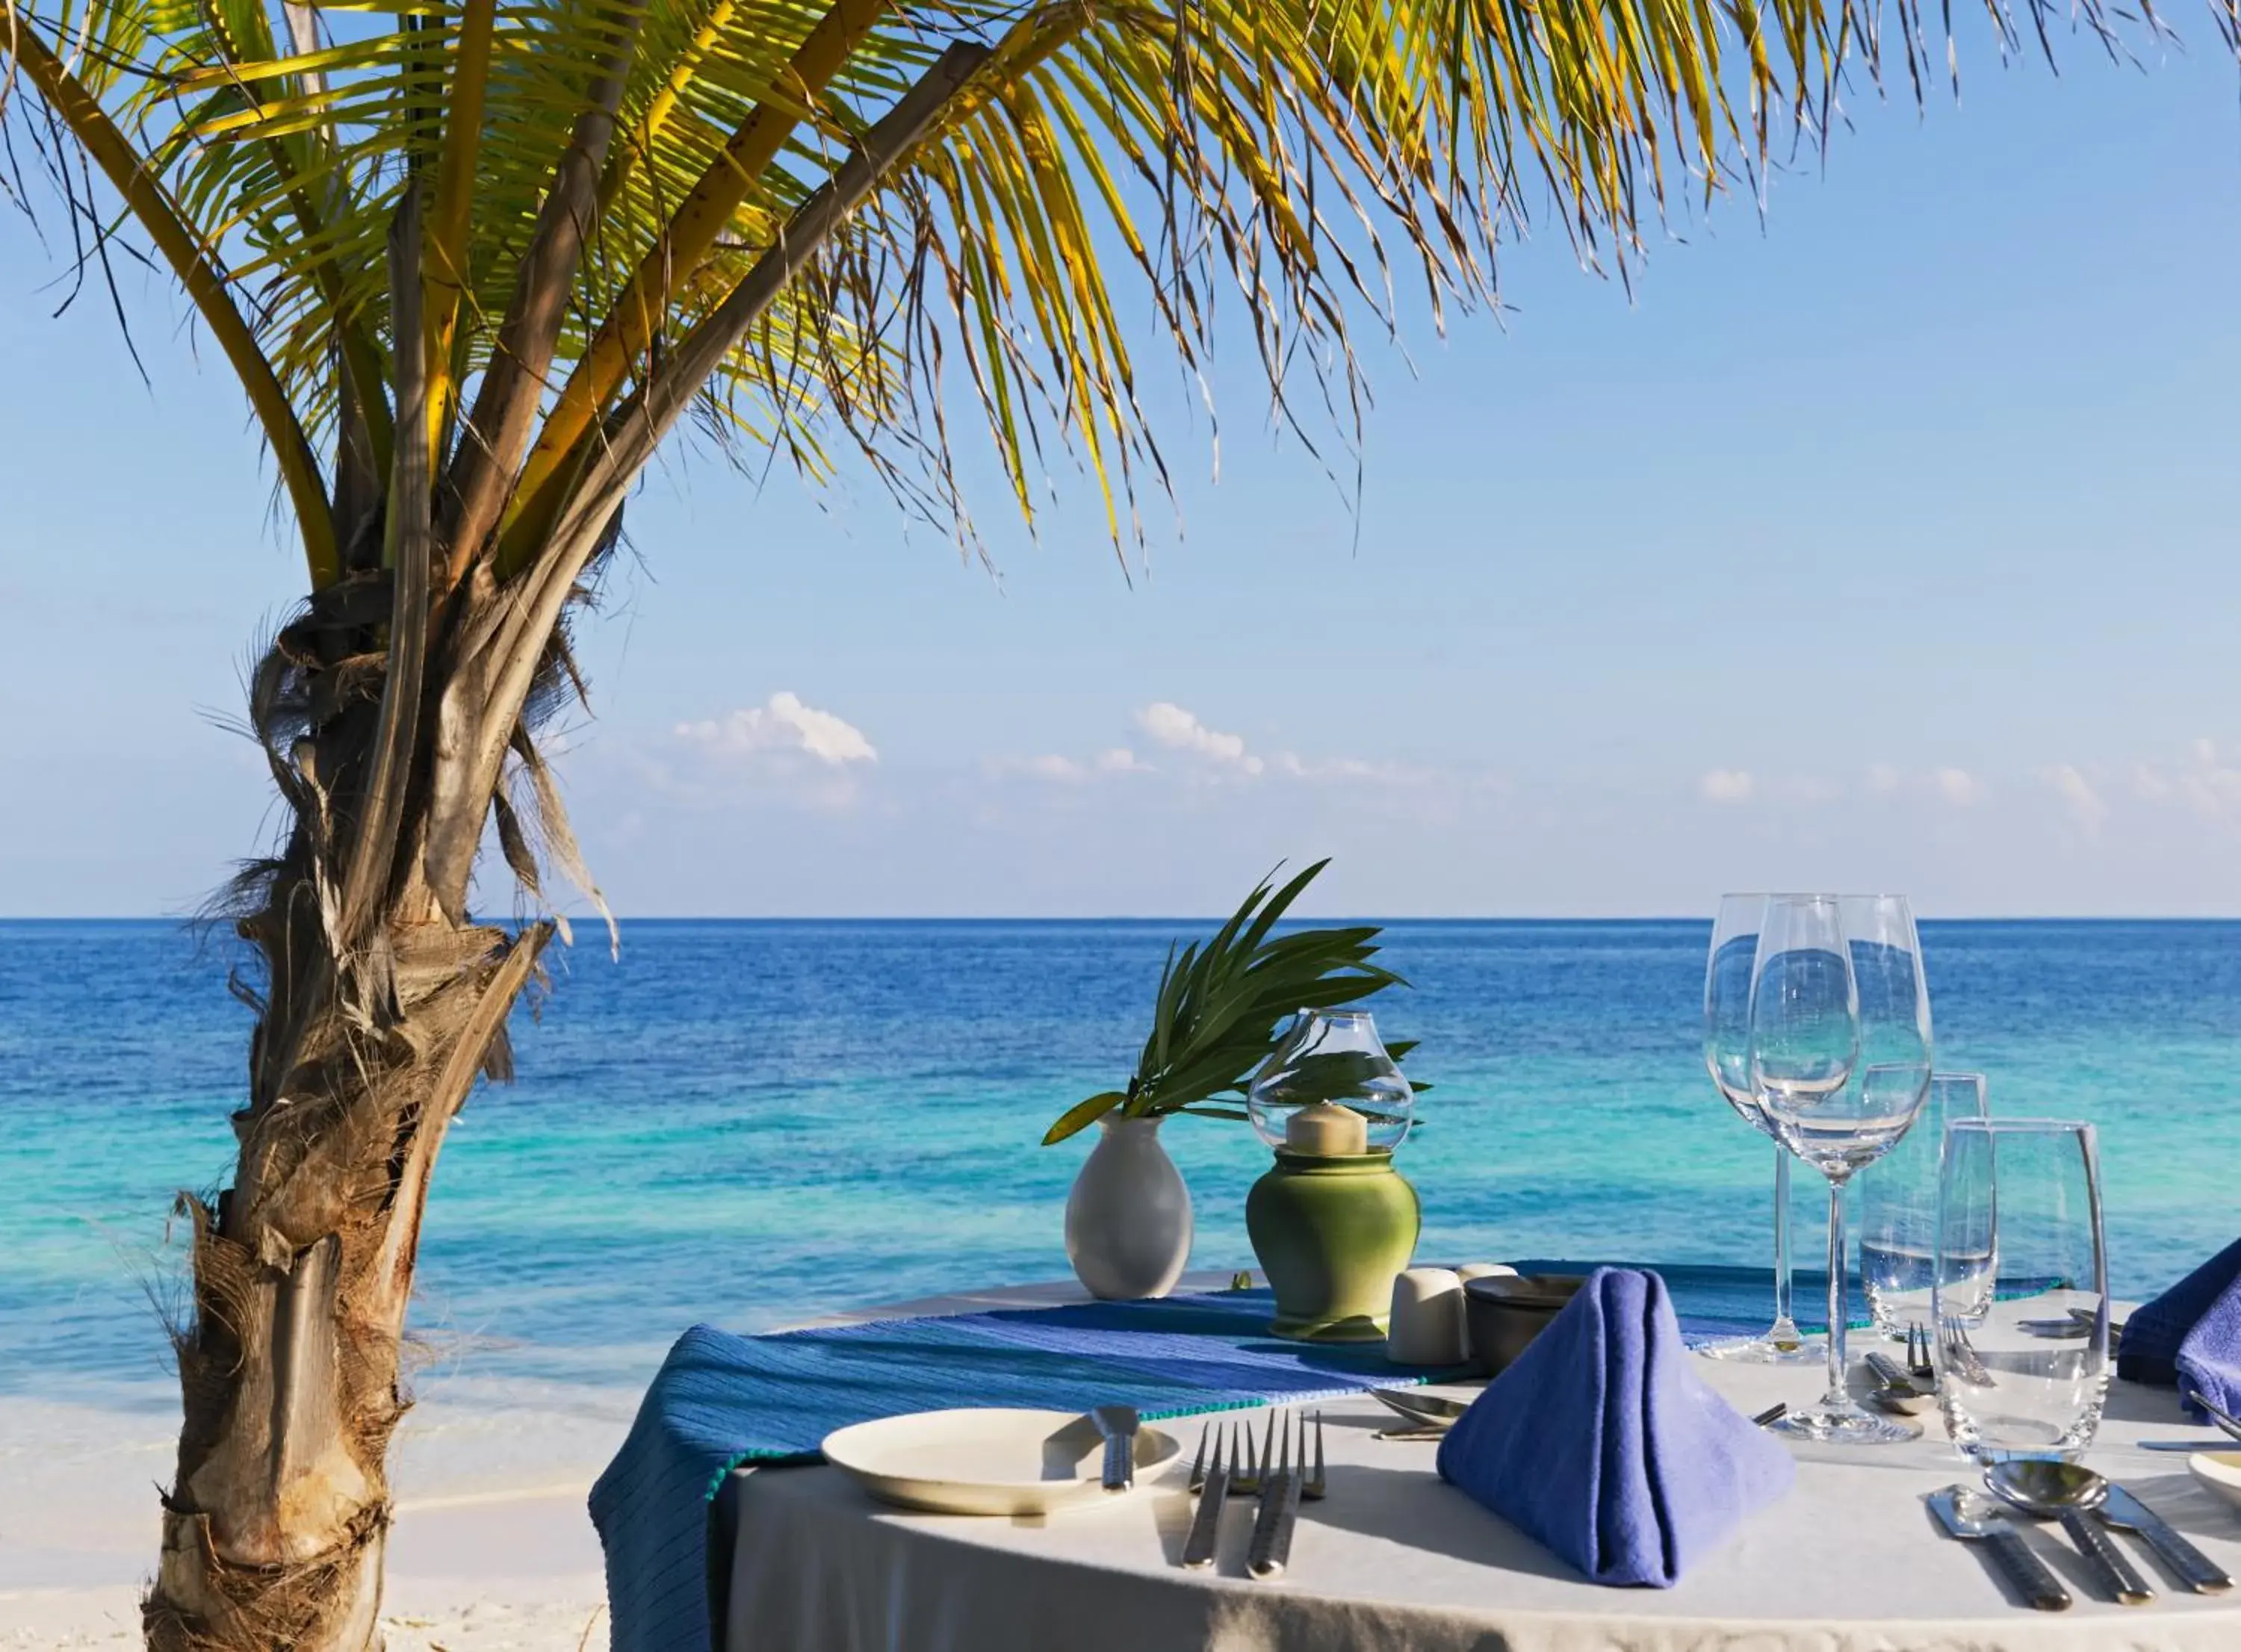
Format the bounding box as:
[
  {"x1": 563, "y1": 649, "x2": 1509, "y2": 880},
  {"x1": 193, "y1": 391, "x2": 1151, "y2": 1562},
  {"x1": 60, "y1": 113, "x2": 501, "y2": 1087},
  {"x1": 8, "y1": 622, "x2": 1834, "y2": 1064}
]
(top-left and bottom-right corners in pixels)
[
  {"x1": 1860, "y1": 1072, "x2": 1987, "y2": 1340},
  {"x1": 1753, "y1": 893, "x2": 1930, "y2": 1444},
  {"x1": 1935, "y1": 1119, "x2": 2111, "y2": 1462},
  {"x1": 1699, "y1": 894, "x2": 1820, "y2": 1364}
]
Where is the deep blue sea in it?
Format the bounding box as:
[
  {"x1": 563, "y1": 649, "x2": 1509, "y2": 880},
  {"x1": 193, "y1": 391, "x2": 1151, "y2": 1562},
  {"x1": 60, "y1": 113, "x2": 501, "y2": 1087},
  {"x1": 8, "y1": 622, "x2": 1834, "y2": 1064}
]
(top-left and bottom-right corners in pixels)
[{"x1": 5, "y1": 919, "x2": 2239, "y2": 1409}]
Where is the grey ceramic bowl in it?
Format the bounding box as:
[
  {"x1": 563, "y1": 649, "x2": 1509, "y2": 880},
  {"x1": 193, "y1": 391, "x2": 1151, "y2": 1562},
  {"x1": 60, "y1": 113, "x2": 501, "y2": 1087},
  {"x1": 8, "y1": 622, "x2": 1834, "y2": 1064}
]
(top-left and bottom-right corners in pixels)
[{"x1": 1463, "y1": 1273, "x2": 1587, "y2": 1376}]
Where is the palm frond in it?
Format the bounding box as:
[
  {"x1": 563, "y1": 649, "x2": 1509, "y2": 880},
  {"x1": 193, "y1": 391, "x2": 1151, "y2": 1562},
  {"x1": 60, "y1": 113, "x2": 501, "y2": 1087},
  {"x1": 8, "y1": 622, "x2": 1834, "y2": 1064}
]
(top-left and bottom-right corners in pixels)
[
  {"x1": 1041, "y1": 860, "x2": 1416, "y2": 1144},
  {"x1": 3, "y1": 0, "x2": 2147, "y2": 937}
]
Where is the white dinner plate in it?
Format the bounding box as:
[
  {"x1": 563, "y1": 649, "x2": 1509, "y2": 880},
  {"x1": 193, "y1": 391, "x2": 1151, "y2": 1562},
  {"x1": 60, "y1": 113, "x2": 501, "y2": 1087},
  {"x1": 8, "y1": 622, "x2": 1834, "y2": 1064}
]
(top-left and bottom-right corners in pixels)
[
  {"x1": 2189, "y1": 1449, "x2": 2241, "y2": 1509},
  {"x1": 822, "y1": 1407, "x2": 1183, "y2": 1515}
]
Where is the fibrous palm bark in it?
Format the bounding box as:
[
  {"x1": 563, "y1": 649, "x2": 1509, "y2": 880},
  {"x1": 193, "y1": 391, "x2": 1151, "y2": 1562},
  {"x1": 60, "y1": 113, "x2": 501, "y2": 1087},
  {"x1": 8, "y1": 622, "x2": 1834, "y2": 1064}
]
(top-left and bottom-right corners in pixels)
[{"x1": 134, "y1": 55, "x2": 980, "y2": 1641}]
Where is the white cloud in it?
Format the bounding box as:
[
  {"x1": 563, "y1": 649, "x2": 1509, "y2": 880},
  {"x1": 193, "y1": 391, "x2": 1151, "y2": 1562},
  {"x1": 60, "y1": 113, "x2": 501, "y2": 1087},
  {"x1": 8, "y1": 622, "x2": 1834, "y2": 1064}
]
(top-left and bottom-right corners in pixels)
[
  {"x1": 675, "y1": 692, "x2": 877, "y2": 766},
  {"x1": 1135, "y1": 703, "x2": 1264, "y2": 775},
  {"x1": 1769, "y1": 776, "x2": 1841, "y2": 805},
  {"x1": 2039, "y1": 763, "x2": 2107, "y2": 835},
  {"x1": 1935, "y1": 768, "x2": 1986, "y2": 808},
  {"x1": 1867, "y1": 763, "x2": 1903, "y2": 795},
  {"x1": 2179, "y1": 739, "x2": 2241, "y2": 818},
  {"x1": 988, "y1": 748, "x2": 1155, "y2": 783},
  {"x1": 1699, "y1": 768, "x2": 1754, "y2": 804},
  {"x1": 2127, "y1": 740, "x2": 2241, "y2": 819}
]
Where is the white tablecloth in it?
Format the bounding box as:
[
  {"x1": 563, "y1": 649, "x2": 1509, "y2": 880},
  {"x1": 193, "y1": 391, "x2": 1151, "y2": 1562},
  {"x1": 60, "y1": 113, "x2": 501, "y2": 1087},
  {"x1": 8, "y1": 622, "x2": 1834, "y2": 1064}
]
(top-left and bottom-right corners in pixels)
[{"x1": 721, "y1": 1279, "x2": 2241, "y2": 1651}]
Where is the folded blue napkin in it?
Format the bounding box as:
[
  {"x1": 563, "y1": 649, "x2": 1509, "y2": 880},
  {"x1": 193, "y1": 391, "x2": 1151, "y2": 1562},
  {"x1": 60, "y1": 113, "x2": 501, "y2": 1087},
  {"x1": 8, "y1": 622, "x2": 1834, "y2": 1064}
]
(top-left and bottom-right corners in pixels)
[
  {"x1": 1435, "y1": 1267, "x2": 1794, "y2": 1586},
  {"x1": 2118, "y1": 1235, "x2": 2241, "y2": 1414}
]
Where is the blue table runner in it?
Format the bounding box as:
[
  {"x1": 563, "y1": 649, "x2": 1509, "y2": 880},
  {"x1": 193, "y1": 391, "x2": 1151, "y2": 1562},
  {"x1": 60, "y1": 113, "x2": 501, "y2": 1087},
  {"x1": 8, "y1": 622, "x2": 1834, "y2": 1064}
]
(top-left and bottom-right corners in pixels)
[{"x1": 589, "y1": 1263, "x2": 1852, "y2": 1652}]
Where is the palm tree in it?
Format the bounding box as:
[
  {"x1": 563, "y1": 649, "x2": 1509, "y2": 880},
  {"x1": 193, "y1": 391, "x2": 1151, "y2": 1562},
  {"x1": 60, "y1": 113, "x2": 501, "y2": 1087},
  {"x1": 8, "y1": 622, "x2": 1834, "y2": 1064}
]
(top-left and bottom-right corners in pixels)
[{"x1": 0, "y1": 0, "x2": 2139, "y2": 1643}]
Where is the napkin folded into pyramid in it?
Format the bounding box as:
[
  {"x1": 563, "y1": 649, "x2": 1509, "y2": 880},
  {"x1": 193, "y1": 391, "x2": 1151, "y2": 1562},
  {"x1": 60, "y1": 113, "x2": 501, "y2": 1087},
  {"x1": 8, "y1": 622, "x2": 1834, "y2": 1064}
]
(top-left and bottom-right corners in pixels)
[
  {"x1": 2118, "y1": 1235, "x2": 2241, "y2": 1415},
  {"x1": 1435, "y1": 1266, "x2": 1794, "y2": 1587}
]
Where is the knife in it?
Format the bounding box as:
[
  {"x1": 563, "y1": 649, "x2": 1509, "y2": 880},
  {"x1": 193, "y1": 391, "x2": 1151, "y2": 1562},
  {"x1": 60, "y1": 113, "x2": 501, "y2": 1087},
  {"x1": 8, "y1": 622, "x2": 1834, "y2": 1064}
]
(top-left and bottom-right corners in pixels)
[
  {"x1": 1865, "y1": 1351, "x2": 1934, "y2": 1399},
  {"x1": 1180, "y1": 1452, "x2": 1229, "y2": 1568},
  {"x1": 1091, "y1": 1403, "x2": 1138, "y2": 1492},
  {"x1": 2059, "y1": 1508, "x2": 2154, "y2": 1605},
  {"x1": 2100, "y1": 1484, "x2": 2234, "y2": 1594},
  {"x1": 1247, "y1": 1466, "x2": 1298, "y2": 1579}
]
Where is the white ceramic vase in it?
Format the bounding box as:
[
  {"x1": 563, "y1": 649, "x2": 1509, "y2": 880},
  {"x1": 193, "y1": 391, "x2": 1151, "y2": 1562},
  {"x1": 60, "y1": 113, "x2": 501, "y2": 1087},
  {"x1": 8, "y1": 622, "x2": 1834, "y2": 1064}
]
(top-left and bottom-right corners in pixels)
[{"x1": 1065, "y1": 1115, "x2": 1193, "y2": 1300}]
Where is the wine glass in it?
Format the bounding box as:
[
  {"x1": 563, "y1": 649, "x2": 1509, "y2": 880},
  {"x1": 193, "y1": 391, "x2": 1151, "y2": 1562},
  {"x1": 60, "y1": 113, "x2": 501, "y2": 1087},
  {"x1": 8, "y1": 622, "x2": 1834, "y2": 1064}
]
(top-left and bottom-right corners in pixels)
[
  {"x1": 1699, "y1": 894, "x2": 1820, "y2": 1364},
  {"x1": 1935, "y1": 1119, "x2": 2111, "y2": 1462},
  {"x1": 1752, "y1": 893, "x2": 1929, "y2": 1444},
  {"x1": 1860, "y1": 1072, "x2": 1986, "y2": 1340}
]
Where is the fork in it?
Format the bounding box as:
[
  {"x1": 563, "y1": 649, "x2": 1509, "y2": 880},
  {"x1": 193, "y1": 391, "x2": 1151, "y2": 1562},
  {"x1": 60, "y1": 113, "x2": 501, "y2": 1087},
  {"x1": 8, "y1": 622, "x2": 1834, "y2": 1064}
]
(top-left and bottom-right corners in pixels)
[
  {"x1": 1188, "y1": 1421, "x2": 1212, "y2": 1494},
  {"x1": 1247, "y1": 1412, "x2": 1304, "y2": 1578},
  {"x1": 1229, "y1": 1415, "x2": 1270, "y2": 1497},
  {"x1": 1907, "y1": 1322, "x2": 1935, "y2": 1382},
  {"x1": 1301, "y1": 1412, "x2": 1326, "y2": 1501}
]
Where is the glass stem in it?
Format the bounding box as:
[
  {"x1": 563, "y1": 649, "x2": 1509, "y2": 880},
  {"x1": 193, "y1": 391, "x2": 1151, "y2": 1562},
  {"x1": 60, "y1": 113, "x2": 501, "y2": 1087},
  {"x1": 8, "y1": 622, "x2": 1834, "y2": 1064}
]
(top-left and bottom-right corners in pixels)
[
  {"x1": 1769, "y1": 1145, "x2": 1800, "y2": 1347},
  {"x1": 1823, "y1": 1176, "x2": 1850, "y2": 1412}
]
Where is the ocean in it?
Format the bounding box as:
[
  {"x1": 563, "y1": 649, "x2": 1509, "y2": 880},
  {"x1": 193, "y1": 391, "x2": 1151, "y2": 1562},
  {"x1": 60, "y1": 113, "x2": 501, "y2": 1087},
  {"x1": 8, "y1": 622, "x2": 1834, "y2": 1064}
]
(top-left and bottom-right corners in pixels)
[{"x1": 6, "y1": 918, "x2": 2240, "y2": 1414}]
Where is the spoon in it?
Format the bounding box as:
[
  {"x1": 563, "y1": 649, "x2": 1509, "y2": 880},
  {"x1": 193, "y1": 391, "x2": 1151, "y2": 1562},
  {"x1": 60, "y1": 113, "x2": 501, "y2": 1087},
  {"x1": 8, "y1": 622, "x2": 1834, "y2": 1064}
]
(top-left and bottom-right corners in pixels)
[{"x1": 1982, "y1": 1461, "x2": 2154, "y2": 1606}]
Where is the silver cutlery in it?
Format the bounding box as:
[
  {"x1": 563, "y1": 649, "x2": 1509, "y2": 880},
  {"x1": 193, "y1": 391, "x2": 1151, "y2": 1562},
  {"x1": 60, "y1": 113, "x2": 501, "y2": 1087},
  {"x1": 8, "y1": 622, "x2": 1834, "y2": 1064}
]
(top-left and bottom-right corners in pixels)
[
  {"x1": 1188, "y1": 1421, "x2": 1212, "y2": 1493},
  {"x1": 1750, "y1": 1403, "x2": 1788, "y2": 1428},
  {"x1": 1929, "y1": 1485, "x2": 2071, "y2": 1611},
  {"x1": 1927, "y1": 1318, "x2": 1994, "y2": 1387},
  {"x1": 2186, "y1": 1387, "x2": 2241, "y2": 1444},
  {"x1": 1907, "y1": 1322, "x2": 1937, "y2": 1382},
  {"x1": 1981, "y1": 1460, "x2": 2153, "y2": 1606},
  {"x1": 1180, "y1": 1425, "x2": 1230, "y2": 1568},
  {"x1": 1247, "y1": 1412, "x2": 1304, "y2": 1580},
  {"x1": 1369, "y1": 1386, "x2": 1470, "y2": 1423},
  {"x1": 2101, "y1": 1484, "x2": 2234, "y2": 1594},
  {"x1": 2138, "y1": 1438, "x2": 2234, "y2": 1453},
  {"x1": 2016, "y1": 1310, "x2": 2124, "y2": 1347},
  {"x1": 1091, "y1": 1403, "x2": 1139, "y2": 1491},
  {"x1": 1868, "y1": 1349, "x2": 1931, "y2": 1396},
  {"x1": 1301, "y1": 1412, "x2": 1326, "y2": 1502},
  {"x1": 1865, "y1": 1352, "x2": 1935, "y2": 1415},
  {"x1": 1230, "y1": 1413, "x2": 1271, "y2": 1497}
]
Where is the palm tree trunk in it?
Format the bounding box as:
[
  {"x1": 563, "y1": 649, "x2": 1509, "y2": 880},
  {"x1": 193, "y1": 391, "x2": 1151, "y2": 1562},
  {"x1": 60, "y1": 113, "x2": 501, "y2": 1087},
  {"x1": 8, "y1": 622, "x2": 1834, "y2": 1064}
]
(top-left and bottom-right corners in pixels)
[
  {"x1": 133, "y1": 49, "x2": 980, "y2": 1645},
  {"x1": 143, "y1": 603, "x2": 554, "y2": 1650}
]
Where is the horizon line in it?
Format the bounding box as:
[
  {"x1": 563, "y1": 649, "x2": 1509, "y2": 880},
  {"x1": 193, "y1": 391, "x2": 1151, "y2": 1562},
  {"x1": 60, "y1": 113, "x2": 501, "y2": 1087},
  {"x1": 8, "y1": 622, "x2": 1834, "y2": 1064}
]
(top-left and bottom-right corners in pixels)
[{"x1": 7, "y1": 912, "x2": 2241, "y2": 925}]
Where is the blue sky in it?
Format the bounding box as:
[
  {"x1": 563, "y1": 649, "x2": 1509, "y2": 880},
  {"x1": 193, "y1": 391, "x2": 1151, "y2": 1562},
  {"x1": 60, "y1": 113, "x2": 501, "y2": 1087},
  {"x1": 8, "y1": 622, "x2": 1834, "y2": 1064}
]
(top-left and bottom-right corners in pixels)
[{"x1": 3, "y1": 31, "x2": 2239, "y2": 917}]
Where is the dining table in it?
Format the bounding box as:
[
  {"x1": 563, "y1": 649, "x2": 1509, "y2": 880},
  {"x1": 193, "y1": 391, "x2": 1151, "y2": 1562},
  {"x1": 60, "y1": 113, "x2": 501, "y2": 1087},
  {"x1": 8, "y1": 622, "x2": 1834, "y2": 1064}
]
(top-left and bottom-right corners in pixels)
[{"x1": 661, "y1": 1270, "x2": 2241, "y2": 1652}]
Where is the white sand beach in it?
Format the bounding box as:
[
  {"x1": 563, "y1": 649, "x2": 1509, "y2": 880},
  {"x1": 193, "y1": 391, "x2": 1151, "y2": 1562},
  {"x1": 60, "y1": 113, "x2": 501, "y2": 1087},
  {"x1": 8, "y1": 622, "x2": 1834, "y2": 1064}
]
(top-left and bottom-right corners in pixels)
[{"x1": 1, "y1": 1385, "x2": 628, "y2": 1650}]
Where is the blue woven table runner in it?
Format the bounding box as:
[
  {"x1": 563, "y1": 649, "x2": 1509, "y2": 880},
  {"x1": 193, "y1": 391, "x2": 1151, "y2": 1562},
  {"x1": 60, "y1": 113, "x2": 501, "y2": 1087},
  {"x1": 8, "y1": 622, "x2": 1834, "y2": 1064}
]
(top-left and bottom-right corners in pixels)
[{"x1": 589, "y1": 1262, "x2": 1853, "y2": 1652}]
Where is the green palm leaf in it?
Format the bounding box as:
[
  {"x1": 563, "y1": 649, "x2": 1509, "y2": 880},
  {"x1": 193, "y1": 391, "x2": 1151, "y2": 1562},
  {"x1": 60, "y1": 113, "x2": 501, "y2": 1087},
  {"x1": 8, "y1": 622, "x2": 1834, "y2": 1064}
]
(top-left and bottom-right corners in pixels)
[
  {"x1": 1041, "y1": 860, "x2": 1419, "y2": 1145},
  {"x1": 7, "y1": 0, "x2": 2124, "y2": 600}
]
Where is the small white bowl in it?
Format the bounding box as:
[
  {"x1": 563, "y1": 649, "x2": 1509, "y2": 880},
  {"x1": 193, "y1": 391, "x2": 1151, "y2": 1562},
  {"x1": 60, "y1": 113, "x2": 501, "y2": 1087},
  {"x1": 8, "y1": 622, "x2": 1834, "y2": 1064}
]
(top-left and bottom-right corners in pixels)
[{"x1": 2186, "y1": 1449, "x2": 2241, "y2": 1509}]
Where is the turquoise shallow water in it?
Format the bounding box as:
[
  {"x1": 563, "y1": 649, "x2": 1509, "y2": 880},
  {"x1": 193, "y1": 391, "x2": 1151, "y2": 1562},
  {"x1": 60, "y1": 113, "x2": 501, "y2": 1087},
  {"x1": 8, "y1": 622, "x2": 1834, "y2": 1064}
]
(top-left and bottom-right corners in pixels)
[{"x1": 4, "y1": 919, "x2": 2238, "y2": 1406}]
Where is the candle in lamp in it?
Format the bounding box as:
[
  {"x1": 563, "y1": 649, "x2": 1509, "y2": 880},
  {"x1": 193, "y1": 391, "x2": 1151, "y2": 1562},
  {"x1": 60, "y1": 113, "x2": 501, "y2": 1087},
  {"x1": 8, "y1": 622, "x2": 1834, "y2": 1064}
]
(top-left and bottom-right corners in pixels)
[{"x1": 1286, "y1": 1100, "x2": 1369, "y2": 1156}]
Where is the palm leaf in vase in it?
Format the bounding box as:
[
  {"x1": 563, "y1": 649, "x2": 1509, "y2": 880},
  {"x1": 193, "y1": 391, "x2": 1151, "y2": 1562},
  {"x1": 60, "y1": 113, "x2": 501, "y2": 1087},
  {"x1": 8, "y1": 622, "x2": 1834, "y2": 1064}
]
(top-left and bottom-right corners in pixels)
[{"x1": 1043, "y1": 860, "x2": 1419, "y2": 1143}]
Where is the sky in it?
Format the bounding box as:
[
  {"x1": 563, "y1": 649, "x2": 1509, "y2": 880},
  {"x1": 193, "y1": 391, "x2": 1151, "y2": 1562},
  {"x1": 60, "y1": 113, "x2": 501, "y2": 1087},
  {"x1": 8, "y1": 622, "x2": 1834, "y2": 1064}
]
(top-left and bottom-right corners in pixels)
[{"x1": 3, "y1": 29, "x2": 2240, "y2": 919}]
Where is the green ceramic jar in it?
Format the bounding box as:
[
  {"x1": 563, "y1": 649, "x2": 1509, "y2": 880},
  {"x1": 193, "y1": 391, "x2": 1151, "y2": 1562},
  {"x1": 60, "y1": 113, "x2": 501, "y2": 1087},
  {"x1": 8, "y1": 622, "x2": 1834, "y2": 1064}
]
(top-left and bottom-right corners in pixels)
[{"x1": 1245, "y1": 1149, "x2": 1422, "y2": 1341}]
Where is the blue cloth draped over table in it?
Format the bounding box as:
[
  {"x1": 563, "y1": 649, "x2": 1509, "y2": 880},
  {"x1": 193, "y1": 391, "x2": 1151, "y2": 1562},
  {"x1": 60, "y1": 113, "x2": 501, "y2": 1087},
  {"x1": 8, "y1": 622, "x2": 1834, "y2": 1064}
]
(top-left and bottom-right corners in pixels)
[
  {"x1": 590, "y1": 1265, "x2": 1830, "y2": 1652},
  {"x1": 1436, "y1": 1268, "x2": 1794, "y2": 1587},
  {"x1": 2118, "y1": 1235, "x2": 2241, "y2": 1414}
]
